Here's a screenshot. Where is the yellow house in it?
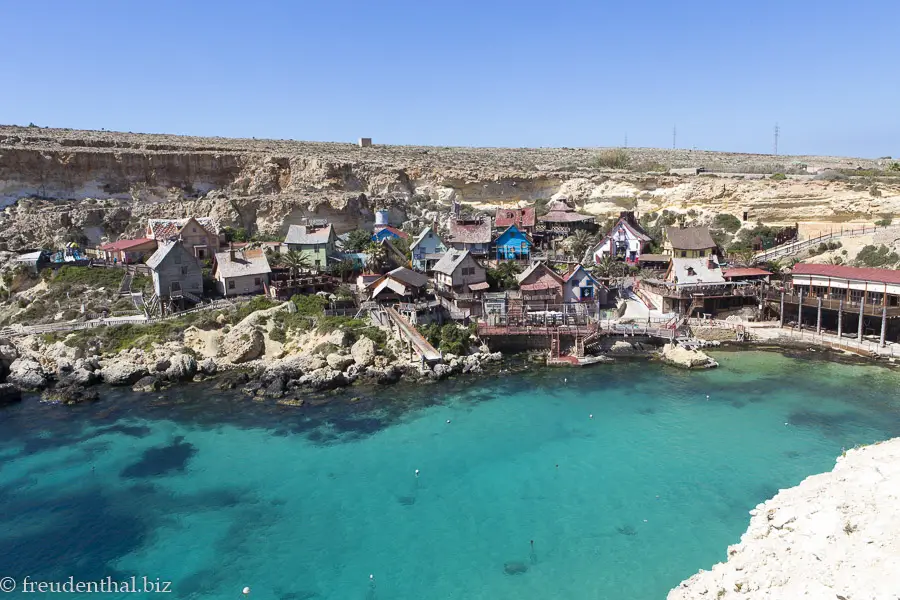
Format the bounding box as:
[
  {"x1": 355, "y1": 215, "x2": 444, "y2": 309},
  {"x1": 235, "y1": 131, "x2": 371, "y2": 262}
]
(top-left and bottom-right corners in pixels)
[{"x1": 663, "y1": 226, "x2": 717, "y2": 258}]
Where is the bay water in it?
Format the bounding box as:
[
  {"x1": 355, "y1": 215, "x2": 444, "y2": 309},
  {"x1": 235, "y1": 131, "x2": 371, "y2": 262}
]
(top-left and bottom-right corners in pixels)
[{"x1": 2, "y1": 350, "x2": 899, "y2": 599}]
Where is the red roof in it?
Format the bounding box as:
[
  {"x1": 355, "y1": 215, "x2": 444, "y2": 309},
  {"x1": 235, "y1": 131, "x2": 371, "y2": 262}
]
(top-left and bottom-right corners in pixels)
[
  {"x1": 495, "y1": 207, "x2": 536, "y2": 229},
  {"x1": 380, "y1": 226, "x2": 409, "y2": 239},
  {"x1": 723, "y1": 267, "x2": 771, "y2": 279},
  {"x1": 792, "y1": 263, "x2": 900, "y2": 285},
  {"x1": 99, "y1": 238, "x2": 155, "y2": 251}
]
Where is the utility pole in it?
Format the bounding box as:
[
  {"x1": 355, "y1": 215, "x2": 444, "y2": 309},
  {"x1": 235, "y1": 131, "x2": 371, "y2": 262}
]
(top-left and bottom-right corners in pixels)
[
  {"x1": 774, "y1": 123, "x2": 780, "y2": 156},
  {"x1": 672, "y1": 125, "x2": 677, "y2": 150},
  {"x1": 624, "y1": 133, "x2": 628, "y2": 148}
]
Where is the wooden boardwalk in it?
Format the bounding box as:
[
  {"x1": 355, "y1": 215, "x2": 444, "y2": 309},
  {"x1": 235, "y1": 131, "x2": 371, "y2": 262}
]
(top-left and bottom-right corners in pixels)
[{"x1": 383, "y1": 306, "x2": 442, "y2": 363}]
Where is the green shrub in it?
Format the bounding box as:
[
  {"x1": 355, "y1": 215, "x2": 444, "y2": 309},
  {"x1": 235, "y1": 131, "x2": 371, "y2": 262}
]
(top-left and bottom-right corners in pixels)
[
  {"x1": 50, "y1": 265, "x2": 123, "y2": 289},
  {"x1": 317, "y1": 316, "x2": 367, "y2": 334},
  {"x1": 875, "y1": 215, "x2": 892, "y2": 227},
  {"x1": 592, "y1": 148, "x2": 630, "y2": 169},
  {"x1": 292, "y1": 294, "x2": 328, "y2": 316},
  {"x1": 856, "y1": 245, "x2": 900, "y2": 268},
  {"x1": 712, "y1": 213, "x2": 742, "y2": 233},
  {"x1": 770, "y1": 173, "x2": 787, "y2": 181},
  {"x1": 268, "y1": 327, "x2": 287, "y2": 343}
]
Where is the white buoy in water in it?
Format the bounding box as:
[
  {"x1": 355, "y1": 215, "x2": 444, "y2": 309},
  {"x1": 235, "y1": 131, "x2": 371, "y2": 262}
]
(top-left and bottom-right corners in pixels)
[
  {"x1": 415, "y1": 469, "x2": 420, "y2": 477},
  {"x1": 589, "y1": 414, "x2": 593, "y2": 419},
  {"x1": 369, "y1": 574, "x2": 374, "y2": 581},
  {"x1": 446, "y1": 419, "x2": 451, "y2": 424},
  {"x1": 242, "y1": 586, "x2": 251, "y2": 595}
]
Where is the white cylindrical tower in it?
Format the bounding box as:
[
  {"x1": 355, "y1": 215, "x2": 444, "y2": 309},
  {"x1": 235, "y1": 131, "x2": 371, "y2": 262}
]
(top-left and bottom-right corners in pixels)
[{"x1": 375, "y1": 210, "x2": 389, "y2": 227}]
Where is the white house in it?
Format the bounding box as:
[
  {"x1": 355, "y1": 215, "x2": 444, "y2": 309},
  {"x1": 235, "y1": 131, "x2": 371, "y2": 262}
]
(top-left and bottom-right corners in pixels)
[
  {"x1": 562, "y1": 264, "x2": 608, "y2": 309},
  {"x1": 409, "y1": 226, "x2": 447, "y2": 271},
  {"x1": 589, "y1": 214, "x2": 652, "y2": 264}
]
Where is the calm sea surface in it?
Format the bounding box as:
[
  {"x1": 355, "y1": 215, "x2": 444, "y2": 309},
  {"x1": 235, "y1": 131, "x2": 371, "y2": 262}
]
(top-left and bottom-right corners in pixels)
[{"x1": 2, "y1": 351, "x2": 900, "y2": 600}]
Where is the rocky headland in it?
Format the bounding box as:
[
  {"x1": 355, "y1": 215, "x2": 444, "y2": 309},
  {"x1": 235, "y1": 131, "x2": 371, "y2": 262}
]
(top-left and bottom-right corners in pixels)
[{"x1": 668, "y1": 439, "x2": 900, "y2": 600}]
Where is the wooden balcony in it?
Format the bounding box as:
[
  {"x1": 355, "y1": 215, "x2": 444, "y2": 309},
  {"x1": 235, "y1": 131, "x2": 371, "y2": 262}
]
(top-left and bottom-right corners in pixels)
[{"x1": 766, "y1": 290, "x2": 900, "y2": 318}]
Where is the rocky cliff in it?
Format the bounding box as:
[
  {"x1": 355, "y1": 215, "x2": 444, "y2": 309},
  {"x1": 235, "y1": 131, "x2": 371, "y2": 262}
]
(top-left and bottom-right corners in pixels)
[
  {"x1": 668, "y1": 439, "x2": 900, "y2": 600},
  {"x1": 1, "y1": 125, "x2": 898, "y2": 249}
]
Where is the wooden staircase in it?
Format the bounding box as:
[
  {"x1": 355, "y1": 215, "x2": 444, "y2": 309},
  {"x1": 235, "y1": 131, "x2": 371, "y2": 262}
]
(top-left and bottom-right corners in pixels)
[{"x1": 118, "y1": 272, "x2": 133, "y2": 296}]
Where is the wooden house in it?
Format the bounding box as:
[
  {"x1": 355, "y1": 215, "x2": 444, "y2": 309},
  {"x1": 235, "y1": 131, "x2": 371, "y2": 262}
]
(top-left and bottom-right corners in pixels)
[
  {"x1": 537, "y1": 199, "x2": 596, "y2": 240},
  {"x1": 432, "y1": 249, "x2": 489, "y2": 318},
  {"x1": 664, "y1": 226, "x2": 717, "y2": 258},
  {"x1": 589, "y1": 213, "x2": 652, "y2": 264},
  {"x1": 516, "y1": 261, "x2": 564, "y2": 311},
  {"x1": 562, "y1": 264, "x2": 608, "y2": 308},
  {"x1": 410, "y1": 226, "x2": 447, "y2": 271},
  {"x1": 493, "y1": 225, "x2": 533, "y2": 261},
  {"x1": 146, "y1": 241, "x2": 204, "y2": 301},
  {"x1": 494, "y1": 207, "x2": 536, "y2": 235},
  {"x1": 97, "y1": 238, "x2": 158, "y2": 264},
  {"x1": 283, "y1": 223, "x2": 336, "y2": 271},
  {"x1": 368, "y1": 267, "x2": 428, "y2": 303},
  {"x1": 146, "y1": 217, "x2": 220, "y2": 260},
  {"x1": 213, "y1": 247, "x2": 271, "y2": 297},
  {"x1": 447, "y1": 217, "x2": 492, "y2": 257}
]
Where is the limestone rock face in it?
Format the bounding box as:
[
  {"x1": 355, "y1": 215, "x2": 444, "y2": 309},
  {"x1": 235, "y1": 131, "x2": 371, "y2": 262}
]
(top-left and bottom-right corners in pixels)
[
  {"x1": 221, "y1": 325, "x2": 264, "y2": 364},
  {"x1": 164, "y1": 353, "x2": 197, "y2": 380},
  {"x1": 299, "y1": 368, "x2": 345, "y2": 391},
  {"x1": 100, "y1": 359, "x2": 148, "y2": 386},
  {"x1": 199, "y1": 357, "x2": 218, "y2": 375},
  {"x1": 668, "y1": 439, "x2": 900, "y2": 600},
  {"x1": 351, "y1": 337, "x2": 376, "y2": 367},
  {"x1": 7, "y1": 358, "x2": 48, "y2": 389},
  {"x1": 326, "y1": 353, "x2": 354, "y2": 371},
  {"x1": 660, "y1": 343, "x2": 718, "y2": 369},
  {"x1": 326, "y1": 329, "x2": 352, "y2": 348},
  {"x1": 0, "y1": 382, "x2": 22, "y2": 405}
]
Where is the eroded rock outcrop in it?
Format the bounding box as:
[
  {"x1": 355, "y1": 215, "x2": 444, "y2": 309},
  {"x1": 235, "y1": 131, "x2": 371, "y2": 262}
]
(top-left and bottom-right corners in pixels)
[
  {"x1": 668, "y1": 439, "x2": 900, "y2": 600},
  {"x1": 660, "y1": 343, "x2": 718, "y2": 369}
]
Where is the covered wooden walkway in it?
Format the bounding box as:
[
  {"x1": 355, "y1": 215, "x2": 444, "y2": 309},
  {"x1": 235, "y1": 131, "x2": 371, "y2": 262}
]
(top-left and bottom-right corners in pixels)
[{"x1": 383, "y1": 306, "x2": 442, "y2": 363}]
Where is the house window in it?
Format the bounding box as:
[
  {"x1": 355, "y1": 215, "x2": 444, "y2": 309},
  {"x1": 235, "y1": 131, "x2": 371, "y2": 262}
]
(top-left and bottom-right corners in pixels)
[
  {"x1": 680, "y1": 251, "x2": 687, "y2": 257},
  {"x1": 228, "y1": 280, "x2": 235, "y2": 289},
  {"x1": 254, "y1": 277, "x2": 261, "y2": 286},
  {"x1": 686, "y1": 267, "x2": 696, "y2": 276},
  {"x1": 192, "y1": 227, "x2": 197, "y2": 233},
  {"x1": 699, "y1": 250, "x2": 706, "y2": 257},
  {"x1": 198, "y1": 249, "x2": 205, "y2": 259}
]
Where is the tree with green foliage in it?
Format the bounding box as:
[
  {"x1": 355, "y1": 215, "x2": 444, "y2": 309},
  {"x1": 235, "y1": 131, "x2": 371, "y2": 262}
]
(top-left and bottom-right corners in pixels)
[
  {"x1": 328, "y1": 259, "x2": 357, "y2": 282},
  {"x1": 593, "y1": 255, "x2": 615, "y2": 278},
  {"x1": 344, "y1": 229, "x2": 373, "y2": 252},
  {"x1": 275, "y1": 250, "x2": 311, "y2": 278},
  {"x1": 770, "y1": 173, "x2": 787, "y2": 181},
  {"x1": 565, "y1": 230, "x2": 594, "y2": 262},
  {"x1": 712, "y1": 213, "x2": 742, "y2": 233},
  {"x1": 486, "y1": 261, "x2": 522, "y2": 290},
  {"x1": 291, "y1": 293, "x2": 329, "y2": 316},
  {"x1": 221, "y1": 226, "x2": 250, "y2": 243},
  {"x1": 365, "y1": 242, "x2": 387, "y2": 272}
]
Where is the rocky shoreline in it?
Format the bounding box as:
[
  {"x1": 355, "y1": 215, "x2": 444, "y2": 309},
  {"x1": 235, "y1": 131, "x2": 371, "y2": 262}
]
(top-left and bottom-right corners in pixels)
[
  {"x1": 0, "y1": 303, "x2": 505, "y2": 405},
  {"x1": 668, "y1": 439, "x2": 900, "y2": 600}
]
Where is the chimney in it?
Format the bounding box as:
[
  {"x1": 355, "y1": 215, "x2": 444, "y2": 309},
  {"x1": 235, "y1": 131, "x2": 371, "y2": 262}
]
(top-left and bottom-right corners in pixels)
[{"x1": 229, "y1": 242, "x2": 235, "y2": 261}]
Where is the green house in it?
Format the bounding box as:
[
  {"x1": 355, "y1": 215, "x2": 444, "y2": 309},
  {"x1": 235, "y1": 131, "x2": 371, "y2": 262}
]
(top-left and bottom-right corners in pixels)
[{"x1": 283, "y1": 224, "x2": 336, "y2": 271}]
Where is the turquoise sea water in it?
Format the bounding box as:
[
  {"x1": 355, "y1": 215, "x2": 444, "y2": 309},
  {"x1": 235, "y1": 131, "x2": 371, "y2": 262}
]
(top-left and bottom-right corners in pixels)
[{"x1": 2, "y1": 351, "x2": 900, "y2": 600}]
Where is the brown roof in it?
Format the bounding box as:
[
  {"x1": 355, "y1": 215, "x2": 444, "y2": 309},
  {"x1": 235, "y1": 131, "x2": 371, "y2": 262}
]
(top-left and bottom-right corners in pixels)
[
  {"x1": 723, "y1": 267, "x2": 771, "y2": 279},
  {"x1": 538, "y1": 200, "x2": 594, "y2": 224},
  {"x1": 494, "y1": 207, "x2": 536, "y2": 229},
  {"x1": 666, "y1": 226, "x2": 716, "y2": 250},
  {"x1": 638, "y1": 253, "x2": 671, "y2": 262},
  {"x1": 448, "y1": 219, "x2": 492, "y2": 244},
  {"x1": 792, "y1": 263, "x2": 900, "y2": 285},
  {"x1": 148, "y1": 217, "x2": 218, "y2": 240}
]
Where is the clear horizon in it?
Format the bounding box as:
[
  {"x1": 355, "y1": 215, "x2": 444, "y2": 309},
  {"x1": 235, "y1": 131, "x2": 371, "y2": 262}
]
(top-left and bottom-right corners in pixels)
[{"x1": 2, "y1": 0, "x2": 898, "y2": 158}]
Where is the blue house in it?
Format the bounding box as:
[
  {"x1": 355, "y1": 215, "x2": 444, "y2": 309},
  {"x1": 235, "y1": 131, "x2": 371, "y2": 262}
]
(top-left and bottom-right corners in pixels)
[
  {"x1": 371, "y1": 226, "x2": 409, "y2": 243},
  {"x1": 409, "y1": 226, "x2": 447, "y2": 271},
  {"x1": 494, "y1": 225, "x2": 533, "y2": 261}
]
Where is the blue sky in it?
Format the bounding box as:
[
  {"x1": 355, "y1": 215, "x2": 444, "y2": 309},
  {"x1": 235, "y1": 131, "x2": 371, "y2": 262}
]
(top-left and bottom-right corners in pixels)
[{"x1": 2, "y1": 0, "x2": 897, "y2": 156}]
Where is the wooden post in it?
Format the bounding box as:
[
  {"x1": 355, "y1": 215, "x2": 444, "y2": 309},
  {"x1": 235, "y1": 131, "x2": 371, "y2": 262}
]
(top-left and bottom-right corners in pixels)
[
  {"x1": 880, "y1": 305, "x2": 887, "y2": 347},
  {"x1": 837, "y1": 299, "x2": 843, "y2": 339},
  {"x1": 797, "y1": 288, "x2": 803, "y2": 330},
  {"x1": 858, "y1": 297, "x2": 865, "y2": 342},
  {"x1": 779, "y1": 291, "x2": 785, "y2": 327},
  {"x1": 816, "y1": 296, "x2": 822, "y2": 334}
]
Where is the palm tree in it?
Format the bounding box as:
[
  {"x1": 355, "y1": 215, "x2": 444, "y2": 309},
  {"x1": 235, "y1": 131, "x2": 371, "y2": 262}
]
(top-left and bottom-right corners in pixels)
[
  {"x1": 566, "y1": 230, "x2": 594, "y2": 263},
  {"x1": 279, "y1": 250, "x2": 311, "y2": 279},
  {"x1": 365, "y1": 242, "x2": 387, "y2": 273},
  {"x1": 594, "y1": 255, "x2": 615, "y2": 278}
]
